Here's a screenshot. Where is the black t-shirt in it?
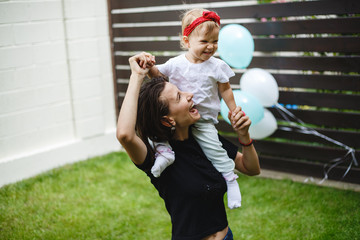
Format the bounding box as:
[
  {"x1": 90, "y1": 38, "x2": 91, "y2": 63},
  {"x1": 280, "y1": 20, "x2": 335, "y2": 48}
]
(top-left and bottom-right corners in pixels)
[{"x1": 136, "y1": 131, "x2": 238, "y2": 240}]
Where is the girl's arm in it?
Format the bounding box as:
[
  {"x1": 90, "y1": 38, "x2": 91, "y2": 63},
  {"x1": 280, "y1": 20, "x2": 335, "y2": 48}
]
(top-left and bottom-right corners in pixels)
[
  {"x1": 219, "y1": 82, "x2": 259, "y2": 175},
  {"x1": 148, "y1": 65, "x2": 166, "y2": 79},
  {"x1": 229, "y1": 107, "x2": 261, "y2": 176},
  {"x1": 218, "y1": 82, "x2": 236, "y2": 112},
  {"x1": 143, "y1": 54, "x2": 164, "y2": 79},
  {"x1": 116, "y1": 52, "x2": 152, "y2": 165}
]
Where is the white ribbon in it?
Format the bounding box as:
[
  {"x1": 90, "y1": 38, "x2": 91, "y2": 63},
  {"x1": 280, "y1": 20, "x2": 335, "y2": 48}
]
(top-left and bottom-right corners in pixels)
[{"x1": 274, "y1": 103, "x2": 358, "y2": 184}]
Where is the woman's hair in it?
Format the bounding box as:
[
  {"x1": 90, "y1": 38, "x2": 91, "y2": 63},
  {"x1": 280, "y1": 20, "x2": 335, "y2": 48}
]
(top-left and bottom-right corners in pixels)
[
  {"x1": 136, "y1": 76, "x2": 173, "y2": 146},
  {"x1": 180, "y1": 8, "x2": 220, "y2": 49}
]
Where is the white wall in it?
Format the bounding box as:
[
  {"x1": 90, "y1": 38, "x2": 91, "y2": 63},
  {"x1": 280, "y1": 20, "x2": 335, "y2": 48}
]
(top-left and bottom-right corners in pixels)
[{"x1": 0, "y1": 0, "x2": 120, "y2": 187}]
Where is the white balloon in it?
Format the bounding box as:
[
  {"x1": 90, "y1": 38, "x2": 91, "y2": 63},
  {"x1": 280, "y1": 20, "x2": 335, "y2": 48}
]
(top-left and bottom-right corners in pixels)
[
  {"x1": 249, "y1": 109, "x2": 277, "y2": 139},
  {"x1": 240, "y1": 68, "x2": 279, "y2": 107}
]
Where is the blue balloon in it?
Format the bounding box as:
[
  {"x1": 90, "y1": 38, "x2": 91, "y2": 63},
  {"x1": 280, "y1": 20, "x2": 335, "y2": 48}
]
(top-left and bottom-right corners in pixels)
[
  {"x1": 220, "y1": 90, "x2": 264, "y2": 125},
  {"x1": 218, "y1": 24, "x2": 254, "y2": 69}
]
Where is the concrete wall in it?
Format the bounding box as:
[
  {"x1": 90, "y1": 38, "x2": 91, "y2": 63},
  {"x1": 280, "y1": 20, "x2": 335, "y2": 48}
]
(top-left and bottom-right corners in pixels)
[{"x1": 0, "y1": 0, "x2": 120, "y2": 187}]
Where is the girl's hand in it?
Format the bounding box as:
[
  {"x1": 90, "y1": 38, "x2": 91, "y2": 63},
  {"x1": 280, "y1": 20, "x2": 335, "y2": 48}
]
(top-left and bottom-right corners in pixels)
[
  {"x1": 144, "y1": 54, "x2": 156, "y2": 68},
  {"x1": 137, "y1": 52, "x2": 155, "y2": 69},
  {"x1": 228, "y1": 106, "x2": 251, "y2": 138}
]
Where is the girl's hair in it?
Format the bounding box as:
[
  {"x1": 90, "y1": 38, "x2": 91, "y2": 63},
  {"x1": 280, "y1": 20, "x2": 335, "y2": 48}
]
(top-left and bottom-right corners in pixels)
[
  {"x1": 136, "y1": 77, "x2": 173, "y2": 146},
  {"x1": 180, "y1": 8, "x2": 220, "y2": 49}
]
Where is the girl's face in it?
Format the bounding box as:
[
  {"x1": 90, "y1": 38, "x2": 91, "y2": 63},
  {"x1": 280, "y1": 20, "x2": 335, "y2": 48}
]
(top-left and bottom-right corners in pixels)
[
  {"x1": 184, "y1": 26, "x2": 219, "y2": 64},
  {"x1": 160, "y1": 82, "x2": 200, "y2": 129}
]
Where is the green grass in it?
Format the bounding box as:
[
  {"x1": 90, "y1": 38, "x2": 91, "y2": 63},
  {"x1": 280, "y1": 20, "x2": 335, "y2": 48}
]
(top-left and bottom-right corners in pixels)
[{"x1": 1, "y1": 152, "x2": 359, "y2": 240}]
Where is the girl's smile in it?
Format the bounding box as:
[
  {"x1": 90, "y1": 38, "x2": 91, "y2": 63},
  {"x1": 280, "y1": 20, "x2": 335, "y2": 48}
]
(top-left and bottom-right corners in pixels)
[{"x1": 184, "y1": 27, "x2": 219, "y2": 64}]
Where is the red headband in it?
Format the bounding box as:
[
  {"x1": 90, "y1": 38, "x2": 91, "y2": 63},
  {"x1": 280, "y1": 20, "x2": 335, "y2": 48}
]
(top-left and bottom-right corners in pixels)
[{"x1": 183, "y1": 11, "x2": 221, "y2": 37}]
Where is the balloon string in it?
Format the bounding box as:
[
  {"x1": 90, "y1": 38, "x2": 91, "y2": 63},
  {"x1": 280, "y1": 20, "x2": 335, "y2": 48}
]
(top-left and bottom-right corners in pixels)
[{"x1": 274, "y1": 103, "x2": 358, "y2": 183}]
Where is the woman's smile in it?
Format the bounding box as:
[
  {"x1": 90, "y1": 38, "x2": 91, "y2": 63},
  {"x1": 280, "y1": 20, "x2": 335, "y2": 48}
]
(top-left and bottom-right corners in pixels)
[{"x1": 161, "y1": 82, "x2": 201, "y2": 127}]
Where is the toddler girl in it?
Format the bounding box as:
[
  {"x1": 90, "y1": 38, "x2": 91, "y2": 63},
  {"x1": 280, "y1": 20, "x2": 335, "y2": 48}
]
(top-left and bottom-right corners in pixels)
[{"x1": 149, "y1": 9, "x2": 243, "y2": 209}]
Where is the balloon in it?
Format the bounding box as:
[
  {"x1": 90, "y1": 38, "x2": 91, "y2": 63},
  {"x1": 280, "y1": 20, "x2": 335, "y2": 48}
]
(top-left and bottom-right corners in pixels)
[
  {"x1": 220, "y1": 90, "x2": 264, "y2": 125},
  {"x1": 249, "y1": 109, "x2": 277, "y2": 139},
  {"x1": 218, "y1": 24, "x2": 254, "y2": 69},
  {"x1": 240, "y1": 68, "x2": 279, "y2": 107}
]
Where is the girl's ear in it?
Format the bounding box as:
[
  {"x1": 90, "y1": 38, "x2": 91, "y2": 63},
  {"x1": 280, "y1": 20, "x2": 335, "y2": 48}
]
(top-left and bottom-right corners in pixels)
[
  {"x1": 161, "y1": 116, "x2": 176, "y2": 128},
  {"x1": 182, "y1": 36, "x2": 190, "y2": 48}
]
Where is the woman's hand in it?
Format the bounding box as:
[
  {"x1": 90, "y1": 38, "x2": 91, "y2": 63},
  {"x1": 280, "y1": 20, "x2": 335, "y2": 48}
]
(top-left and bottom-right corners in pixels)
[
  {"x1": 128, "y1": 52, "x2": 155, "y2": 77},
  {"x1": 228, "y1": 106, "x2": 251, "y2": 142}
]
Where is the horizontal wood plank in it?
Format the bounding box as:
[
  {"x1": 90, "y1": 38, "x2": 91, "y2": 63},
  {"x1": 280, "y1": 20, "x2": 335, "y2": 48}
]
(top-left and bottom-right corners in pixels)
[
  {"x1": 273, "y1": 126, "x2": 360, "y2": 149},
  {"x1": 115, "y1": 69, "x2": 131, "y2": 79},
  {"x1": 278, "y1": 91, "x2": 360, "y2": 110},
  {"x1": 217, "y1": 109, "x2": 360, "y2": 130},
  {"x1": 110, "y1": 0, "x2": 237, "y2": 9},
  {"x1": 268, "y1": 108, "x2": 360, "y2": 129},
  {"x1": 111, "y1": 1, "x2": 360, "y2": 22},
  {"x1": 115, "y1": 55, "x2": 360, "y2": 73},
  {"x1": 251, "y1": 140, "x2": 360, "y2": 164},
  {"x1": 113, "y1": 37, "x2": 360, "y2": 53},
  {"x1": 262, "y1": 74, "x2": 360, "y2": 92},
  {"x1": 243, "y1": 17, "x2": 360, "y2": 36},
  {"x1": 255, "y1": 37, "x2": 360, "y2": 53},
  {"x1": 248, "y1": 56, "x2": 360, "y2": 73},
  {"x1": 117, "y1": 96, "x2": 124, "y2": 109},
  {"x1": 112, "y1": 17, "x2": 360, "y2": 37},
  {"x1": 112, "y1": 26, "x2": 180, "y2": 37},
  {"x1": 114, "y1": 40, "x2": 181, "y2": 52},
  {"x1": 231, "y1": 73, "x2": 360, "y2": 91}
]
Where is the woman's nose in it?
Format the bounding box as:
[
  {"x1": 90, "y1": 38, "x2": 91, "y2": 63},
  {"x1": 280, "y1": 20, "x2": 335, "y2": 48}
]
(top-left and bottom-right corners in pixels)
[{"x1": 186, "y1": 92, "x2": 193, "y2": 101}]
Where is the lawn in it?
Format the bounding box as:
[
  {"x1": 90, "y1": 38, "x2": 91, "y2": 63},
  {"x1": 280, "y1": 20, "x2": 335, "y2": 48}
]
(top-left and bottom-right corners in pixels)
[{"x1": 1, "y1": 151, "x2": 359, "y2": 240}]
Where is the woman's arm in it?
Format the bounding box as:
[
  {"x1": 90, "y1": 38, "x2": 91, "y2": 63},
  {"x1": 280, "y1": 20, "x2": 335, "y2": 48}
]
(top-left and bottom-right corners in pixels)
[
  {"x1": 229, "y1": 107, "x2": 261, "y2": 176},
  {"x1": 234, "y1": 140, "x2": 260, "y2": 176},
  {"x1": 116, "y1": 52, "x2": 152, "y2": 165}
]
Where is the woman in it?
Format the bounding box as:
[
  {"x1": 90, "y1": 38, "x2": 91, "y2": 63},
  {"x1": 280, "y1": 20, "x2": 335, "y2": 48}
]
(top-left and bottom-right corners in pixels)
[{"x1": 116, "y1": 52, "x2": 260, "y2": 240}]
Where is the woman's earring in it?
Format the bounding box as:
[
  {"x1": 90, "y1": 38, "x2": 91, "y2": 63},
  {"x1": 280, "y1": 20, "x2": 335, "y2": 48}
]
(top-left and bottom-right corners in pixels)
[{"x1": 170, "y1": 124, "x2": 175, "y2": 134}]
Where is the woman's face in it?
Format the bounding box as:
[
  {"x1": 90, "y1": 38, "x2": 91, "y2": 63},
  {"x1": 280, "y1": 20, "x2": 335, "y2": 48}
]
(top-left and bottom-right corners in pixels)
[{"x1": 160, "y1": 82, "x2": 200, "y2": 128}]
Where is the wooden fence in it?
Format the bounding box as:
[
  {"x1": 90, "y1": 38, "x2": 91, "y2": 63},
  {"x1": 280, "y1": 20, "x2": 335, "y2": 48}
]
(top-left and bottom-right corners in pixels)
[{"x1": 107, "y1": 0, "x2": 360, "y2": 183}]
